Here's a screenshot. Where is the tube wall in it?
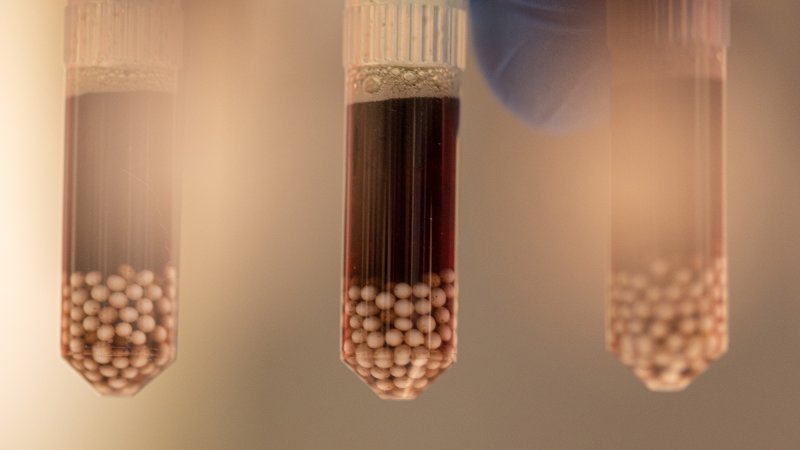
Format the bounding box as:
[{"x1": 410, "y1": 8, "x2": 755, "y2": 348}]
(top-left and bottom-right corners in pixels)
[
  {"x1": 60, "y1": 0, "x2": 183, "y2": 396},
  {"x1": 606, "y1": 0, "x2": 730, "y2": 391}
]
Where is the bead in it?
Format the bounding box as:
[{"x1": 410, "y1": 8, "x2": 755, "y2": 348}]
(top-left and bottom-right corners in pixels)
[
  {"x1": 70, "y1": 323, "x2": 85, "y2": 337},
  {"x1": 122, "y1": 367, "x2": 139, "y2": 379},
  {"x1": 373, "y1": 348, "x2": 393, "y2": 369},
  {"x1": 414, "y1": 299, "x2": 432, "y2": 315},
  {"x1": 137, "y1": 315, "x2": 156, "y2": 333},
  {"x1": 70, "y1": 306, "x2": 86, "y2": 321},
  {"x1": 348, "y1": 315, "x2": 362, "y2": 329},
  {"x1": 108, "y1": 378, "x2": 128, "y2": 390},
  {"x1": 360, "y1": 285, "x2": 377, "y2": 301},
  {"x1": 153, "y1": 326, "x2": 168, "y2": 343},
  {"x1": 375, "y1": 379, "x2": 394, "y2": 391},
  {"x1": 136, "y1": 298, "x2": 154, "y2": 314},
  {"x1": 385, "y1": 329, "x2": 404, "y2": 346},
  {"x1": 348, "y1": 285, "x2": 362, "y2": 301},
  {"x1": 115, "y1": 322, "x2": 133, "y2": 338},
  {"x1": 164, "y1": 266, "x2": 177, "y2": 281},
  {"x1": 411, "y1": 346, "x2": 430, "y2": 366},
  {"x1": 106, "y1": 275, "x2": 127, "y2": 292},
  {"x1": 434, "y1": 307, "x2": 451, "y2": 324},
  {"x1": 440, "y1": 268, "x2": 456, "y2": 284},
  {"x1": 117, "y1": 264, "x2": 136, "y2": 280},
  {"x1": 119, "y1": 307, "x2": 139, "y2": 323},
  {"x1": 362, "y1": 317, "x2": 381, "y2": 332},
  {"x1": 112, "y1": 357, "x2": 130, "y2": 369},
  {"x1": 70, "y1": 272, "x2": 85, "y2": 288},
  {"x1": 85, "y1": 271, "x2": 102, "y2": 286},
  {"x1": 655, "y1": 303, "x2": 675, "y2": 320},
  {"x1": 412, "y1": 283, "x2": 430, "y2": 298},
  {"x1": 394, "y1": 377, "x2": 412, "y2": 389},
  {"x1": 350, "y1": 329, "x2": 366, "y2": 344},
  {"x1": 108, "y1": 292, "x2": 128, "y2": 309},
  {"x1": 355, "y1": 302, "x2": 378, "y2": 317},
  {"x1": 92, "y1": 342, "x2": 112, "y2": 364},
  {"x1": 83, "y1": 359, "x2": 99, "y2": 371},
  {"x1": 82, "y1": 316, "x2": 100, "y2": 332},
  {"x1": 390, "y1": 365, "x2": 407, "y2": 377},
  {"x1": 375, "y1": 292, "x2": 395, "y2": 310},
  {"x1": 145, "y1": 284, "x2": 163, "y2": 300},
  {"x1": 130, "y1": 330, "x2": 147, "y2": 346},
  {"x1": 71, "y1": 289, "x2": 88, "y2": 305},
  {"x1": 416, "y1": 315, "x2": 435, "y2": 333},
  {"x1": 393, "y1": 345, "x2": 412, "y2": 365},
  {"x1": 140, "y1": 363, "x2": 157, "y2": 375},
  {"x1": 157, "y1": 298, "x2": 173, "y2": 315},
  {"x1": 430, "y1": 288, "x2": 447, "y2": 307},
  {"x1": 131, "y1": 346, "x2": 151, "y2": 368},
  {"x1": 366, "y1": 332, "x2": 385, "y2": 349},
  {"x1": 393, "y1": 283, "x2": 412, "y2": 299},
  {"x1": 649, "y1": 321, "x2": 669, "y2": 339},
  {"x1": 422, "y1": 272, "x2": 441, "y2": 288},
  {"x1": 83, "y1": 300, "x2": 101, "y2": 316},
  {"x1": 370, "y1": 367, "x2": 390, "y2": 380},
  {"x1": 125, "y1": 284, "x2": 143, "y2": 301},
  {"x1": 68, "y1": 338, "x2": 84, "y2": 353},
  {"x1": 438, "y1": 324, "x2": 453, "y2": 342},
  {"x1": 393, "y1": 299, "x2": 413, "y2": 317},
  {"x1": 153, "y1": 344, "x2": 172, "y2": 367},
  {"x1": 394, "y1": 317, "x2": 413, "y2": 331},
  {"x1": 98, "y1": 307, "x2": 118, "y2": 324},
  {"x1": 426, "y1": 332, "x2": 442, "y2": 350},
  {"x1": 136, "y1": 270, "x2": 155, "y2": 286},
  {"x1": 84, "y1": 371, "x2": 103, "y2": 382},
  {"x1": 408, "y1": 365, "x2": 426, "y2": 379},
  {"x1": 405, "y1": 329, "x2": 424, "y2": 347},
  {"x1": 97, "y1": 325, "x2": 115, "y2": 342},
  {"x1": 99, "y1": 365, "x2": 119, "y2": 378},
  {"x1": 91, "y1": 285, "x2": 110, "y2": 301}
]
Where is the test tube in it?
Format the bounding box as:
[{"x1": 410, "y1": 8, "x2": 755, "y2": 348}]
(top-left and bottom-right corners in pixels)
[
  {"x1": 606, "y1": 0, "x2": 730, "y2": 391},
  {"x1": 340, "y1": 0, "x2": 467, "y2": 399},
  {"x1": 61, "y1": 0, "x2": 183, "y2": 396}
]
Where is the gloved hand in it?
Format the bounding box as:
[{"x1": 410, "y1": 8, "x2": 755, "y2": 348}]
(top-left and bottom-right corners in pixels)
[{"x1": 470, "y1": 0, "x2": 609, "y2": 133}]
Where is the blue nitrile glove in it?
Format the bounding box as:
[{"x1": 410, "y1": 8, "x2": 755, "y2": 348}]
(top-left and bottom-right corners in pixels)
[{"x1": 470, "y1": 0, "x2": 608, "y2": 133}]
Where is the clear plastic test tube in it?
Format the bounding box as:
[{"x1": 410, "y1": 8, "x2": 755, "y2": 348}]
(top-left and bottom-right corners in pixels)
[
  {"x1": 606, "y1": 0, "x2": 730, "y2": 391},
  {"x1": 61, "y1": 0, "x2": 183, "y2": 396},
  {"x1": 340, "y1": 0, "x2": 467, "y2": 399}
]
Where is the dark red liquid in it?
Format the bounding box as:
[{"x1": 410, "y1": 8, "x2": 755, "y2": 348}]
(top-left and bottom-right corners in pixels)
[{"x1": 344, "y1": 96, "x2": 459, "y2": 285}]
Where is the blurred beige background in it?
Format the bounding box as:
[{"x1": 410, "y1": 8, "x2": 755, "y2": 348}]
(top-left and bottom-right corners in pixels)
[{"x1": 1, "y1": 0, "x2": 799, "y2": 448}]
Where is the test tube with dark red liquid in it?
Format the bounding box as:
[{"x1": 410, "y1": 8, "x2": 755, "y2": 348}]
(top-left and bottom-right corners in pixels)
[
  {"x1": 606, "y1": 0, "x2": 730, "y2": 391},
  {"x1": 61, "y1": 0, "x2": 183, "y2": 396},
  {"x1": 340, "y1": 0, "x2": 467, "y2": 399}
]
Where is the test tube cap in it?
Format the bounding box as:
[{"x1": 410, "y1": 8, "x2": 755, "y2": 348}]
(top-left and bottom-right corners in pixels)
[
  {"x1": 65, "y1": 0, "x2": 183, "y2": 70},
  {"x1": 343, "y1": 0, "x2": 468, "y2": 70}
]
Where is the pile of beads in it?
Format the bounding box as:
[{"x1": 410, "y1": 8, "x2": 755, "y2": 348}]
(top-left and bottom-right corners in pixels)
[
  {"x1": 61, "y1": 264, "x2": 177, "y2": 396},
  {"x1": 342, "y1": 269, "x2": 457, "y2": 399},
  {"x1": 607, "y1": 257, "x2": 727, "y2": 391}
]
